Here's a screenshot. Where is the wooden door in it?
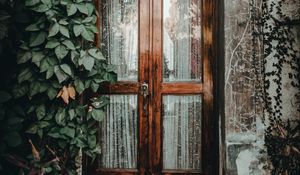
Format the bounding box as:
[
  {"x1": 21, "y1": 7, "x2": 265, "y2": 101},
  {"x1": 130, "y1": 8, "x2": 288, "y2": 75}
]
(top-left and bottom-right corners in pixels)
[{"x1": 94, "y1": 0, "x2": 222, "y2": 175}]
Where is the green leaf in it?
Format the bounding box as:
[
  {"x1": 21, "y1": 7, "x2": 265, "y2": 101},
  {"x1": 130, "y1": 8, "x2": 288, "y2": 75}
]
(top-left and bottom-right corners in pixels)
[
  {"x1": 46, "y1": 67, "x2": 54, "y2": 79},
  {"x1": 29, "y1": 81, "x2": 41, "y2": 97},
  {"x1": 68, "y1": 109, "x2": 75, "y2": 120},
  {"x1": 40, "y1": 58, "x2": 50, "y2": 72},
  {"x1": 45, "y1": 40, "x2": 60, "y2": 49},
  {"x1": 58, "y1": 19, "x2": 68, "y2": 25},
  {"x1": 18, "y1": 68, "x2": 32, "y2": 83},
  {"x1": 86, "y1": 3, "x2": 95, "y2": 16},
  {"x1": 17, "y1": 51, "x2": 32, "y2": 64},
  {"x1": 30, "y1": 32, "x2": 47, "y2": 47},
  {"x1": 4, "y1": 132, "x2": 22, "y2": 147},
  {"x1": 26, "y1": 124, "x2": 38, "y2": 134},
  {"x1": 38, "y1": 121, "x2": 50, "y2": 128},
  {"x1": 82, "y1": 54, "x2": 94, "y2": 71},
  {"x1": 74, "y1": 79, "x2": 85, "y2": 94},
  {"x1": 47, "y1": 87, "x2": 57, "y2": 100},
  {"x1": 32, "y1": 4, "x2": 50, "y2": 13},
  {"x1": 54, "y1": 66, "x2": 68, "y2": 83},
  {"x1": 25, "y1": 23, "x2": 39, "y2": 31},
  {"x1": 55, "y1": 44, "x2": 69, "y2": 59},
  {"x1": 60, "y1": 64, "x2": 73, "y2": 76},
  {"x1": 12, "y1": 84, "x2": 28, "y2": 98},
  {"x1": 25, "y1": 0, "x2": 39, "y2": 6},
  {"x1": 62, "y1": 40, "x2": 75, "y2": 50},
  {"x1": 67, "y1": 4, "x2": 77, "y2": 16},
  {"x1": 88, "y1": 48, "x2": 105, "y2": 60},
  {"x1": 76, "y1": 4, "x2": 88, "y2": 15},
  {"x1": 55, "y1": 109, "x2": 66, "y2": 125},
  {"x1": 49, "y1": 23, "x2": 60, "y2": 37},
  {"x1": 81, "y1": 27, "x2": 94, "y2": 41},
  {"x1": 90, "y1": 109, "x2": 105, "y2": 122},
  {"x1": 60, "y1": 127, "x2": 75, "y2": 138},
  {"x1": 36, "y1": 105, "x2": 46, "y2": 120},
  {"x1": 0, "y1": 91, "x2": 11, "y2": 104},
  {"x1": 90, "y1": 81, "x2": 99, "y2": 92},
  {"x1": 73, "y1": 25, "x2": 84, "y2": 37},
  {"x1": 87, "y1": 135, "x2": 96, "y2": 148},
  {"x1": 59, "y1": 25, "x2": 70, "y2": 38},
  {"x1": 32, "y1": 51, "x2": 45, "y2": 63}
]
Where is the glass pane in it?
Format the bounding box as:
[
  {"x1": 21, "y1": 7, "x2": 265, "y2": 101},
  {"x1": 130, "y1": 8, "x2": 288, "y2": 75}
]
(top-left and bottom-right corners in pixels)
[
  {"x1": 163, "y1": 0, "x2": 202, "y2": 82},
  {"x1": 99, "y1": 0, "x2": 138, "y2": 81},
  {"x1": 163, "y1": 95, "x2": 202, "y2": 170},
  {"x1": 99, "y1": 95, "x2": 138, "y2": 168}
]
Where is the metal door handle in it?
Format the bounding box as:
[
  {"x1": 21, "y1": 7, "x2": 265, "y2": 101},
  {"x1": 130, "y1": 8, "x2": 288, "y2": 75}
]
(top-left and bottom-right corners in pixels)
[{"x1": 140, "y1": 82, "x2": 149, "y2": 98}]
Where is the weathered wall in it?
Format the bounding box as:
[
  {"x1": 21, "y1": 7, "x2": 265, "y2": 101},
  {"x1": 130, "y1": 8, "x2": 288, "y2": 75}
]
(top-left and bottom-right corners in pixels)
[{"x1": 225, "y1": 0, "x2": 300, "y2": 174}]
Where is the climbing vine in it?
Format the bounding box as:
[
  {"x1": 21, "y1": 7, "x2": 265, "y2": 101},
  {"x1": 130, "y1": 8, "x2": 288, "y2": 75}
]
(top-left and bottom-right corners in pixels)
[
  {"x1": 261, "y1": 0, "x2": 300, "y2": 174},
  {"x1": 1, "y1": 0, "x2": 116, "y2": 174}
]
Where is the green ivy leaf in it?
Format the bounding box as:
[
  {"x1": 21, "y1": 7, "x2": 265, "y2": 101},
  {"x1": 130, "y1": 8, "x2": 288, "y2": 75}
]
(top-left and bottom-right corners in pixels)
[
  {"x1": 30, "y1": 32, "x2": 47, "y2": 47},
  {"x1": 32, "y1": 4, "x2": 50, "y2": 13},
  {"x1": 62, "y1": 40, "x2": 75, "y2": 50},
  {"x1": 60, "y1": 127, "x2": 75, "y2": 138},
  {"x1": 90, "y1": 109, "x2": 105, "y2": 122},
  {"x1": 73, "y1": 24, "x2": 84, "y2": 37},
  {"x1": 36, "y1": 105, "x2": 46, "y2": 120},
  {"x1": 17, "y1": 51, "x2": 31, "y2": 64},
  {"x1": 88, "y1": 48, "x2": 105, "y2": 60},
  {"x1": 55, "y1": 44, "x2": 69, "y2": 59},
  {"x1": 82, "y1": 54, "x2": 94, "y2": 71},
  {"x1": 25, "y1": 23, "x2": 39, "y2": 31},
  {"x1": 60, "y1": 64, "x2": 73, "y2": 77},
  {"x1": 76, "y1": 4, "x2": 88, "y2": 15},
  {"x1": 90, "y1": 81, "x2": 99, "y2": 92},
  {"x1": 32, "y1": 51, "x2": 45, "y2": 63},
  {"x1": 74, "y1": 79, "x2": 85, "y2": 94},
  {"x1": 46, "y1": 67, "x2": 54, "y2": 79},
  {"x1": 81, "y1": 27, "x2": 94, "y2": 41},
  {"x1": 12, "y1": 84, "x2": 28, "y2": 98},
  {"x1": 47, "y1": 87, "x2": 57, "y2": 100},
  {"x1": 49, "y1": 22, "x2": 60, "y2": 37},
  {"x1": 55, "y1": 109, "x2": 66, "y2": 125},
  {"x1": 59, "y1": 25, "x2": 70, "y2": 38},
  {"x1": 18, "y1": 67, "x2": 33, "y2": 83},
  {"x1": 54, "y1": 66, "x2": 68, "y2": 83},
  {"x1": 26, "y1": 124, "x2": 38, "y2": 134},
  {"x1": 67, "y1": 4, "x2": 77, "y2": 16},
  {"x1": 87, "y1": 135, "x2": 96, "y2": 148},
  {"x1": 45, "y1": 40, "x2": 60, "y2": 49},
  {"x1": 25, "y1": 0, "x2": 40, "y2": 6}
]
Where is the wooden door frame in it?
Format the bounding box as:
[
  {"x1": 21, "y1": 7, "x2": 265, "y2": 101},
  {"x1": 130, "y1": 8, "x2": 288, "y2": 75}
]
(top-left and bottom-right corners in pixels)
[{"x1": 93, "y1": 0, "x2": 224, "y2": 174}]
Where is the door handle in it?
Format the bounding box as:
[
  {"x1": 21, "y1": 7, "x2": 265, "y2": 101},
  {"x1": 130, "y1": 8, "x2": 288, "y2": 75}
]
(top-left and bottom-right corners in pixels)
[{"x1": 140, "y1": 82, "x2": 149, "y2": 98}]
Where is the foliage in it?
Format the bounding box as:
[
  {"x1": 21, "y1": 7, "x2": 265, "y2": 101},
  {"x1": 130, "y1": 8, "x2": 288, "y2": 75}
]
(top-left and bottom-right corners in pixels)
[
  {"x1": 261, "y1": 0, "x2": 300, "y2": 174},
  {"x1": 0, "y1": 0, "x2": 117, "y2": 174}
]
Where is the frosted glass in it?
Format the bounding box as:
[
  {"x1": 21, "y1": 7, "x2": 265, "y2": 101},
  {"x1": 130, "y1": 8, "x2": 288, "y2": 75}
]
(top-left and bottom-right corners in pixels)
[
  {"x1": 99, "y1": 95, "x2": 138, "y2": 168},
  {"x1": 163, "y1": 95, "x2": 202, "y2": 170},
  {"x1": 99, "y1": 0, "x2": 138, "y2": 81},
  {"x1": 163, "y1": 0, "x2": 202, "y2": 82}
]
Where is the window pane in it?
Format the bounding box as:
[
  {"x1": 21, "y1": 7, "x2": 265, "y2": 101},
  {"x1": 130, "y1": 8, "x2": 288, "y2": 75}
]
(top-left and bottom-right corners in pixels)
[
  {"x1": 163, "y1": 95, "x2": 202, "y2": 170},
  {"x1": 163, "y1": 0, "x2": 202, "y2": 82},
  {"x1": 99, "y1": 0, "x2": 138, "y2": 81},
  {"x1": 99, "y1": 95, "x2": 138, "y2": 168}
]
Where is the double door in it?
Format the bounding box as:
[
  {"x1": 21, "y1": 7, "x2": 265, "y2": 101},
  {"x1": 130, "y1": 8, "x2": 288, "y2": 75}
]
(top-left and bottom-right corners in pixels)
[{"x1": 95, "y1": 0, "x2": 221, "y2": 174}]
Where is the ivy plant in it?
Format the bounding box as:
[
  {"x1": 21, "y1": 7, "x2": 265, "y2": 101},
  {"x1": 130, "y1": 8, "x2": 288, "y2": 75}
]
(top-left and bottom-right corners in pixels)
[{"x1": 8, "y1": 0, "x2": 116, "y2": 174}]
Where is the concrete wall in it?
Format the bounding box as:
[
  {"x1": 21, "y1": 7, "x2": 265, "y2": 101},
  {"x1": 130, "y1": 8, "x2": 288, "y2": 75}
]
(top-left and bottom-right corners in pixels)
[{"x1": 224, "y1": 0, "x2": 300, "y2": 174}]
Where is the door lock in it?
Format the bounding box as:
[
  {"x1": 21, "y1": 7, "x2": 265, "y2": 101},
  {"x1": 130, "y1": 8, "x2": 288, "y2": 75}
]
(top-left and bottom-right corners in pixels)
[{"x1": 140, "y1": 82, "x2": 149, "y2": 98}]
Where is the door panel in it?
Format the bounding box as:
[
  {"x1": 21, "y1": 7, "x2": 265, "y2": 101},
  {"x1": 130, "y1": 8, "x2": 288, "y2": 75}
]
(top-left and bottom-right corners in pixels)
[
  {"x1": 95, "y1": 0, "x2": 220, "y2": 174},
  {"x1": 99, "y1": 0, "x2": 138, "y2": 81},
  {"x1": 162, "y1": 95, "x2": 202, "y2": 170},
  {"x1": 163, "y1": 0, "x2": 202, "y2": 82},
  {"x1": 99, "y1": 95, "x2": 138, "y2": 169}
]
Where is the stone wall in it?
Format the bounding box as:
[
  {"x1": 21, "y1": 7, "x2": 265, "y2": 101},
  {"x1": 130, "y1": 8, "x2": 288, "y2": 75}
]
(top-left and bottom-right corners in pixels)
[{"x1": 225, "y1": 0, "x2": 300, "y2": 174}]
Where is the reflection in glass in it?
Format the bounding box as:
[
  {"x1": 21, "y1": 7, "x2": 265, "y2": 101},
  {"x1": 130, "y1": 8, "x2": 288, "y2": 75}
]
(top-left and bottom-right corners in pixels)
[
  {"x1": 163, "y1": 0, "x2": 202, "y2": 82},
  {"x1": 163, "y1": 95, "x2": 202, "y2": 170},
  {"x1": 99, "y1": 95, "x2": 138, "y2": 168},
  {"x1": 99, "y1": 0, "x2": 138, "y2": 81}
]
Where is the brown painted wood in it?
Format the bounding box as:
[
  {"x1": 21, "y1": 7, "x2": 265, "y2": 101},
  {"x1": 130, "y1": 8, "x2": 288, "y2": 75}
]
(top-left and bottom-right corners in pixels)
[{"x1": 161, "y1": 83, "x2": 203, "y2": 94}]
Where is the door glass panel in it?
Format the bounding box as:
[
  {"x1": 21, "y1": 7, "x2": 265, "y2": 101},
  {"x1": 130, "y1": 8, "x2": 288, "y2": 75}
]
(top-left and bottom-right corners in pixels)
[
  {"x1": 99, "y1": 0, "x2": 138, "y2": 81},
  {"x1": 162, "y1": 95, "x2": 202, "y2": 170},
  {"x1": 163, "y1": 0, "x2": 202, "y2": 82},
  {"x1": 99, "y1": 95, "x2": 138, "y2": 169}
]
